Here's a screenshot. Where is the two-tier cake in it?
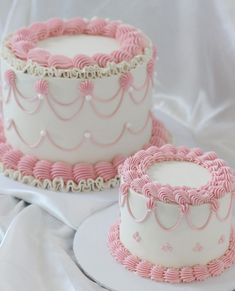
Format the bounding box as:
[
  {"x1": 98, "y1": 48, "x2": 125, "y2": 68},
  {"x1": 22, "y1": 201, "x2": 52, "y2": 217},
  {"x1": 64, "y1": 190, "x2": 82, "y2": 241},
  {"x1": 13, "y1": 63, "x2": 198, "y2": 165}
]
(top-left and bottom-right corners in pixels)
[
  {"x1": 108, "y1": 145, "x2": 235, "y2": 283},
  {"x1": 0, "y1": 17, "x2": 170, "y2": 192}
]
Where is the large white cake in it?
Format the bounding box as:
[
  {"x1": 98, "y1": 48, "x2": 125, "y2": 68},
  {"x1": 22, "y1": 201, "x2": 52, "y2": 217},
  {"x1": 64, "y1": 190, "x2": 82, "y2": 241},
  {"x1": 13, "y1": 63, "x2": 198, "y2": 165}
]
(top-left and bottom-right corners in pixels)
[
  {"x1": 108, "y1": 145, "x2": 235, "y2": 283},
  {"x1": 0, "y1": 17, "x2": 170, "y2": 191}
]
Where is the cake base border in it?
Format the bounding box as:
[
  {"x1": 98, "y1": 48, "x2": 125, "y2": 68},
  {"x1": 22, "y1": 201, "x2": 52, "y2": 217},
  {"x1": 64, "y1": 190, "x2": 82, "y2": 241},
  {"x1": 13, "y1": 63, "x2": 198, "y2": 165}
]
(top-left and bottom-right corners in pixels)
[{"x1": 108, "y1": 222, "x2": 235, "y2": 284}]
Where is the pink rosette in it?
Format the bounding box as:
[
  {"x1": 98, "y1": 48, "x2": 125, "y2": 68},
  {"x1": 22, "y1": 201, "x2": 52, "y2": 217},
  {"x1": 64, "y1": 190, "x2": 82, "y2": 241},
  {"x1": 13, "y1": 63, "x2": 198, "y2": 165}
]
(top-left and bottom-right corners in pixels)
[
  {"x1": 29, "y1": 22, "x2": 48, "y2": 40},
  {"x1": 142, "y1": 182, "x2": 159, "y2": 198},
  {"x1": 0, "y1": 143, "x2": 12, "y2": 159},
  {"x1": 79, "y1": 80, "x2": 94, "y2": 96},
  {"x1": 180, "y1": 267, "x2": 195, "y2": 283},
  {"x1": 207, "y1": 259, "x2": 224, "y2": 277},
  {"x1": 130, "y1": 175, "x2": 151, "y2": 193},
  {"x1": 164, "y1": 268, "x2": 180, "y2": 283},
  {"x1": 48, "y1": 55, "x2": 73, "y2": 69},
  {"x1": 193, "y1": 265, "x2": 210, "y2": 281},
  {"x1": 46, "y1": 18, "x2": 64, "y2": 36},
  {"x1": 112, "y1": 155, "x2": 125, "y2": 171},
  {"x1": 94, "y1": 161, "x2": 116, "y2": 182},
  {"x1": 188, "y1": 189, "x2": 203, "y2": 205},
  {"x1": 33, "y1": 160, "x2": 53, "y2": 180},
  {"x1": 150, "y1": 265, "x2": 166, "y2": 282},
  {"x1": 18, "y1": 155, "x2": 38, "y2": 176},
  {"x1": 123, "y1": 255, "x2": 140, "y2": 271},
  {"x1": 51, "y1": 162, "x2": 73, "y2": 182},
  {"x1": 109, "y1": 239, "x2": 122, "y2": 254},
  {"x1": 136, "y1": 261, "x2": 153, "y2": 278},
  {"x1": 15, "y1": 28, "x2": 36, "y2": 42},
  {"x1": 135, "y1": 149, "x2": 152, "y2": 161},
  {"x1": 119, "y1": 72, "x2": 133, "y2": 90},
  {"x1": 103, "y1": 21, "x2": 120, "y2": 37},
  {"x1": 114, "y1": 246, "x2": 130, "y2": 263},
  {"x1": 4, "y1": 69, "x2": 16, "y2": 87},
  {"x1": 27, "y1": 48, "x2": 51, "y2": 67},
  {"x1": 92, "y1": 53, "x2": 114, "y2": 68},
  {"x1": 158, "y1": 186, "x2": 174, "y2": 203},
  {"x1": 63, "y1": 17, "x2": 86, "y2": 35},
  {"x1": 2, "y1": 149, "x2": 23, "y2": 170},
  {"x1": 73, "y1": 163, "x2": 97, "y2": 183},
  {"x1": 111, "y1": 49, "x2": 132, "y2": 63},
  {"x1": 12, "y1": 40, "x2": 35, "y2": 60},
  {"x1": 115, "y1": 24, "x2": 136, "y2": 41},
  {"x1": 73, "y1": 54, "x2": 96, "y2": 69},
  {"x1": 85, "y1": 18, "x2": 107, "y2": 35},
  {"x1": 121, "y1": 45, "x2": 143, "y2": 56},
  {"x1": 123, "y1": 31, "x2": 146, "y2": 48},
  {"x1": 35, "y1": 79, "x2": 49, "y2": 96},
  {"x1": 123, "y1": 170, "x2": 141, "y2": 184}
]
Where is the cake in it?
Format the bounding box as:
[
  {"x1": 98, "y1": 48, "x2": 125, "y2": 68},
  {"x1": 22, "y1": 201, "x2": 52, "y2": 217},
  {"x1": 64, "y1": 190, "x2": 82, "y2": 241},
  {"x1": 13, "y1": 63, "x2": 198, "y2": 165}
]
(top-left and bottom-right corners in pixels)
[
  {"x1": 108, "y1": 144, "x2": 235, "y2": 283},
  {"x1": 0, "y1": 17, "x2": 170, "y2": 192}
]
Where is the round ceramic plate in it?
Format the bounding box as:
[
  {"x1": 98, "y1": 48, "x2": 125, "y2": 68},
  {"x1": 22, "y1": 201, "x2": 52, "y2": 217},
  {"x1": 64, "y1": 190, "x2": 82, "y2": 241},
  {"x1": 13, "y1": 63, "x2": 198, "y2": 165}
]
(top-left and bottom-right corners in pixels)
[{"x1": 73, "y1": 204, "x2": 235, "y2": 291}]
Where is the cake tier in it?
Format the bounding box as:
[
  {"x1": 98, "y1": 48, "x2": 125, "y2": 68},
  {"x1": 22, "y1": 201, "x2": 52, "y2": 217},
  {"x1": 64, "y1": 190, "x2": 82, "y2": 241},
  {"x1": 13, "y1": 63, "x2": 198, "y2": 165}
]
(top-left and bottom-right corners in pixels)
[
  {"x1": 114, "y1": 145, "x2": 235, "y2": 281},
  {"x1": 1, "y1": 17, "x2": 155, "y2": 165}
]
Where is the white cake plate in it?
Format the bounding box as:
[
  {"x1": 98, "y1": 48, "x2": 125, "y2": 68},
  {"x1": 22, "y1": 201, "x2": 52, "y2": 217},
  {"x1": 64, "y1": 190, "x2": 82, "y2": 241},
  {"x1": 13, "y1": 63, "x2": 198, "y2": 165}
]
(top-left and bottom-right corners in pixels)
[{"x1": 73, "y1": 204, "x2": 235, "y2": 291}]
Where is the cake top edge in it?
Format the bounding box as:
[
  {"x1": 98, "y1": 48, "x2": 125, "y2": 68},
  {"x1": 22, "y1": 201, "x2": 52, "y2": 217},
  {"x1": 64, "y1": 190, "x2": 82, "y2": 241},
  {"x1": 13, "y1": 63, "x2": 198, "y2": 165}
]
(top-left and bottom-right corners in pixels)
[
  {"x1": 1, "y1": 17, "x2": 155, "y2": 79},
  {"x1": 119, "y1": 144, "x2": 235, "y2": 206}
]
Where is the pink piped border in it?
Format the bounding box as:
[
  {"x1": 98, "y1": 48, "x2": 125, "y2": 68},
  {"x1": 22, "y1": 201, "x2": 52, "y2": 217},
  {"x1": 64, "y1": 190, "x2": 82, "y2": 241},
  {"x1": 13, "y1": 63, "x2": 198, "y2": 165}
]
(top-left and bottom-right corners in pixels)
[
  {"x1": 0, "y1": 115, "x2": 170, "y2": 192},
  {"x1": 108, "y1": 222, "x2": 235, "y2": 283},
  {"x1": 7, "y1": 17, "x2": 150, "y2": 69},
  {"x1": 119, "y1": 145, "x2": 235, "y2": 206}
]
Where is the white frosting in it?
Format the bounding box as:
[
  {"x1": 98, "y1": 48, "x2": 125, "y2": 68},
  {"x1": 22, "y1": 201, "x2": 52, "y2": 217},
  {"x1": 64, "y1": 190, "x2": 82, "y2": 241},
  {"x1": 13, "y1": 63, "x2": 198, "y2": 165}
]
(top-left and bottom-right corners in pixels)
[
  {"x1": 1, "y1": 59, "x2": 152, "y2": 164},
  {"x1": 37, "y1": 35, "x2": 120, "y2": 57},
  {"x1": 147, "y1": 161, "x2": 211, "y2": 188}
]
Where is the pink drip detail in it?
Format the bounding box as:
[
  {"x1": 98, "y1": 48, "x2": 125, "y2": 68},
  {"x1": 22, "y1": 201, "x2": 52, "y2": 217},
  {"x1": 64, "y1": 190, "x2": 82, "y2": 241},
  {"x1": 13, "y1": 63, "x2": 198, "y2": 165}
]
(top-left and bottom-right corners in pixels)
[
  {"x1": 0, "y1": 116, "x2": 170, "y2": 186},
  {"x1": 108, "y1": 222, "x2": 235, "y2": 283}
]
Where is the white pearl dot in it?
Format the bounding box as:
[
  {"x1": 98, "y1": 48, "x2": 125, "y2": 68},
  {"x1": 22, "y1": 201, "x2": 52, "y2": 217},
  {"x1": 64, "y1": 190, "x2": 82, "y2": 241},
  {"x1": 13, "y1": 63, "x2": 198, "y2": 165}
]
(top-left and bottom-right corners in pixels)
[
  {"x1": 85, "y1": 95, "x2": 92, "y2": 102},
  {"x1": 38, "y1": 94, "x2": 44, "y2": 100},
  {"x1": 84, "y1": 131, "x2": 91, "y2": 139},
  {"x1": 40, "y1": 130, "x2": 46, "y2": 137},
  {"x1": 126, "y1": 122, "x2": 132, "y2": 129}
]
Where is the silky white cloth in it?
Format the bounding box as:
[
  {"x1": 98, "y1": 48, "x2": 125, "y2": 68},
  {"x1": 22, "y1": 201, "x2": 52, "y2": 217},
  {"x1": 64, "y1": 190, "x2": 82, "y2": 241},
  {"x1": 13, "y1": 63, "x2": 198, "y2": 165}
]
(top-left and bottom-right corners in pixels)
[{"x1": 0, "y1": 1, "x2": 235, "y2": 290}]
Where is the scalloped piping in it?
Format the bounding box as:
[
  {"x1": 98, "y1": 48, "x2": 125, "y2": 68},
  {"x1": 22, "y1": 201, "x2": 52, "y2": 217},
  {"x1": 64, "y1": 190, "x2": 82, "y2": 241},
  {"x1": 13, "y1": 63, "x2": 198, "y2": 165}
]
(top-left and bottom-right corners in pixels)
[
  {"x1": 108, "y1": 222, "x2": 235, "y2": 283},
  {"x1": 0, "y1": 116, "x2": 171, "y2": 192},
  {"x1": 119, "y1": 145, "x2": 235, "y2": 206}
]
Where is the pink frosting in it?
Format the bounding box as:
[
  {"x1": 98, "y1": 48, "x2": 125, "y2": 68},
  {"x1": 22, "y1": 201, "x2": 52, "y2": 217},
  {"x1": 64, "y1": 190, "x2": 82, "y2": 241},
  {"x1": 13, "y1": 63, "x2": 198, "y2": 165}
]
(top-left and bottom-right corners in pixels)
[
  {"x1": 8, "y1": 17, "x2": 151, "y2": 68},
  {"x1": 119, "y1": 72, "x2": 133, "y2": 90},
  {"x1": 51, "y1": 162, "x2": 73, "y2": 182},
  {"x1": 119, "y1": 144, "x2": 234, "y2": 206},
  {"x1": 46, "y1": 18, "x2": 64, "y2": 36},
  {"x1": 79, "y1": 80, "x2": 94, "y2": 96},
  {"x1": 4, "y1": 69, "x2": 16, "y2": 86},
  {"x1": 12, "y1": 40, "x2": 35, "y2": 60},
  {"x1": 18, "y1": 155, "x2": 38, "y2": 176},
  {"x1": 93, "y1": 53, "x2": 114, "y2": 67},
  {"x1": 108, "y1": 222, "x2": 235, "y2": 284},
  {"x1": 85, "y1": 18, "x2": 107, "y2": 35},
  {"x1": 112, "y1": 155, "x2": 125, "y2": 170},
  {"x1": 29, "y1": 22, "x2": 49, "y2": 40},
  {"x1": 27, "y1": 48, "x2": 51, "y2": 66},
  {"x1": 0, "y1": 143, "x2": 12, "y2": 159},
  {"x1": 33, "y1": 160, "x2": 53, "y2": 180},
  {"x1": 73, "y1": 54, "x2": 96, "y2": 69},
  {"x1": 73, "y1": 163, "x2": 97, "y2": 183},
  {"x1": 63, "y1": 17, "x2": 86, "y2": 35},
  {"x1": 2, "y1": 149, "x2": 22, "y2": 170},
  {"x1": 94, "y1": 161, "x2": 116, "y2": 181},
  {"x1": 35, "y1": 79, "x2": 49, "y2": 96},
  {"x1": 48, "y1": 55, "x2": 73, "y2": 69},
  {"x1": 147, "y1": 59, "x2": 155, "y2": 79}
]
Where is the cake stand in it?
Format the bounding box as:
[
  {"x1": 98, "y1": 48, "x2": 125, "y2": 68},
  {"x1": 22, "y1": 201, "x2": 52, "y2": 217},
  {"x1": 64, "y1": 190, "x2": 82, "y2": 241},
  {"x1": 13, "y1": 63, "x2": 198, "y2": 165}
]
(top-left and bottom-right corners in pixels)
[{"x1": 73, "y1": 204, "x2": 235, "y2": 291}]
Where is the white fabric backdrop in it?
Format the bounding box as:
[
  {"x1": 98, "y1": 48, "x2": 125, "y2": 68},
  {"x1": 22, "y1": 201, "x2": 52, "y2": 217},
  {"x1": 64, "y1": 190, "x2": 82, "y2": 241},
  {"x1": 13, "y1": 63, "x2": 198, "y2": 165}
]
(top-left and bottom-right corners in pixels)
[{"x1": 0, "y1": 0, "x2": 235, "y2": 290}]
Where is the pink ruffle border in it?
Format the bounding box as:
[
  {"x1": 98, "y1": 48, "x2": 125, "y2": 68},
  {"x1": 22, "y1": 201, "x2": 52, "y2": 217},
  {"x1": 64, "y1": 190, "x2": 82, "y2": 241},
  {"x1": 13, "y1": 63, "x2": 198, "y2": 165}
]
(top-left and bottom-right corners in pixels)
[
  {"x1": 108, "y1": 222, "x2": 235, "y2": 283},
  {"x1": 7, "y1": 17, "x2": 151, "y2": 69},
  {"x1": 0, "y1": 115, "x2": 170, "y2": 192},
  {"x1": 119, "y1": 144, "x2": 235, "y2": 206}
]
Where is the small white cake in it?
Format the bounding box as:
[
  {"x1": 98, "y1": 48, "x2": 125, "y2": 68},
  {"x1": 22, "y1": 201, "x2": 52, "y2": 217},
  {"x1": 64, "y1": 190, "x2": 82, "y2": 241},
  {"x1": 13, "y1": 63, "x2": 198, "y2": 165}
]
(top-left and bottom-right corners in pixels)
[
  {"x1": 108, "y1": 145, "x2": 235, "y2": 283},
  {"x1": 0, "y1": 17, "x2": 170, "y2": 191}
]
